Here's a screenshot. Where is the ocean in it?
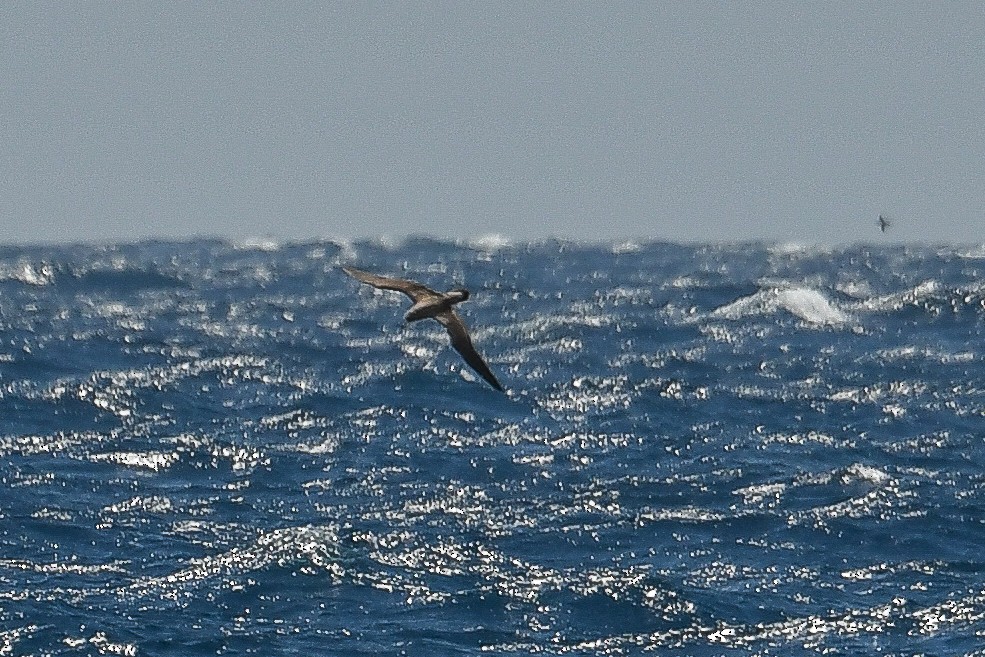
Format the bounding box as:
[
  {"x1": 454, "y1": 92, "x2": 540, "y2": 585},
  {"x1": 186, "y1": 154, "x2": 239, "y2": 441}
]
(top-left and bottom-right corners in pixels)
[{"x1": 1, "y1": 238, "x2": 984, "y2": 656}]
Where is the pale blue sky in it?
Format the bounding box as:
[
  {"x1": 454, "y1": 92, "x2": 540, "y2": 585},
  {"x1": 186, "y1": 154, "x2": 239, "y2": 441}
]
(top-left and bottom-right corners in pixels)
[{"x1": 2, "y1": 2, "x2": 983, "y2": 245}]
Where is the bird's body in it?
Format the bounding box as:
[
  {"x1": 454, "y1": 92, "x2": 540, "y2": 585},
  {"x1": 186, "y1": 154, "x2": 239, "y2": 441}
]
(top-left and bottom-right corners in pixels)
[
  {"x1": 878, "y1": 215, "x2": 890, "y2": 233},
  {"x1": 341, "y1": 266, "x2": 504, "y2": 392},
  {"x1": 404, "y1": 289, "x2": 469, "y2": 323}
]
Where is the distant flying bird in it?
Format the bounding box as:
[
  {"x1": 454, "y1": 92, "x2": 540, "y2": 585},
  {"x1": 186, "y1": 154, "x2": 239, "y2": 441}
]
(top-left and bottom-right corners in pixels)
[
  {"x1": 341, "y1": 266, "x2": 504, "y2": 392},
  {"x1": 878, "y1": 215, "x2": 890, "y2": 233}
]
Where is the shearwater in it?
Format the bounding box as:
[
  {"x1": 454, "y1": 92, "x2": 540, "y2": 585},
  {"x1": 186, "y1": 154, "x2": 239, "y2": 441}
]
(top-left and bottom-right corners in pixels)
[{"x1": 341, "y1": 265, "x2": 504, "y2": 391}]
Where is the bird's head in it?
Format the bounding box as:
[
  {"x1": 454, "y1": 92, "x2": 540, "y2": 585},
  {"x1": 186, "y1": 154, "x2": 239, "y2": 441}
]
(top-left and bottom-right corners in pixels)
[{"x1": 449, "y1": 288, "x2": 470, "y2": 302}]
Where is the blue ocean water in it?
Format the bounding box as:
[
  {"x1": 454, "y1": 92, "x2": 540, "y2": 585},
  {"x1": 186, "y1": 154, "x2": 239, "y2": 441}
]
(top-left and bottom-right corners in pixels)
[{"x1": 1, "y1": 238, "x2": 984, "y2": 656}]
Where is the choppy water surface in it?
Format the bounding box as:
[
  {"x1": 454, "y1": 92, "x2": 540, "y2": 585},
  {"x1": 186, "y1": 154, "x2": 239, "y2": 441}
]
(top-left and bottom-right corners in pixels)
[{"x1": 1, "y1": 239, "x2": 984, "y2": 655}]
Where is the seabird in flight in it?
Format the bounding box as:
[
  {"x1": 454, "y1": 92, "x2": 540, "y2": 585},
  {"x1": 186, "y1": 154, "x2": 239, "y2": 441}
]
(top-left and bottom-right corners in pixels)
[
  {"x1": 341, "y1": 266, "x2": 504, "y2": 392},
  {"x1": 878, "y1": 214, "x2": 890, "y2": 233}
]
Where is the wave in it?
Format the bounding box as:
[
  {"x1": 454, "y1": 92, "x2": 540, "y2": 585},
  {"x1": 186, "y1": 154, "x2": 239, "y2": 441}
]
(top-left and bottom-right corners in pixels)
[
  {"x1": 2, "y1": 238, "x2": 983, "y2": 656},
  {"x1": 0, "y1": 262, "x2": 54, "y2": 286},
  {"x1": 853, "y1": 280, "x2": 942, "y2": 313},
  {"x1": 712, "y1": 286, "x2": 849, "y2": 326},
  {"x1": 463, "y1": 233, "x2": 512, "y2": 253},
  {"x1": 955, "y1": 244, "x2": 985, "y2": 259},
  {"x1": 849, "y1": 280, "x2": 985, "y2": 321}
]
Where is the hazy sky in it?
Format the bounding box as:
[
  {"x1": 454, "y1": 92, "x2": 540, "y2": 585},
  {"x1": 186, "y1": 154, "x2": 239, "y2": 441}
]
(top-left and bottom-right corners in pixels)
[{"x1": 2, "y1": 2, "x2": 983, "y2": 245}]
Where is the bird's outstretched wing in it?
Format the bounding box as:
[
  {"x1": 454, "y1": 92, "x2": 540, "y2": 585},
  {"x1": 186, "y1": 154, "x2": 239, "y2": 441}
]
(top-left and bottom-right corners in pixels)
[
  {"x1": 436, "y1": 310, "x2": 504, "y2": 392},
  {"x1": 341, "y1": 266, "x2": 440, "y2": 303}
]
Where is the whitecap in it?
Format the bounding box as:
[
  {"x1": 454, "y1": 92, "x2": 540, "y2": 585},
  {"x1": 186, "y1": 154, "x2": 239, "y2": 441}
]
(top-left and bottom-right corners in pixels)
[
  {"x1": 232, "y1": 237, "x2": 281, "y2": 251},
  {"x1": 854, "y1": 280, "x2": 940, "y2": 313},
  {"x1": 768, "y1": 242, "x2": 833, "y2": 257},
  {"x1": 0, "y1": 261, "x2": 54, "y2": 285},
  {"x1": 842, "y1": 462, "x2": 891, "y2": 485},
  {"x1": 775, "y1": 287, "x2": 849, "y2": 325},
  {"x1": 712, "y1": 286, "x2": 848, "y2": 326},
  {"x1": 956, "y1": 244, "x2": 985, "y2": 259},
  {"x1": 769, "y1": 242, "x2": 807, "y2": 255},
  {"x1": 89, "y1": 450, "x2": 180, "y2": 472},
  {"x1": 466, "y1": 233, "x2": 512, "y2": 253},
  {"x1": 611, "y1": 240, "x2": 642, "y2": 254}
]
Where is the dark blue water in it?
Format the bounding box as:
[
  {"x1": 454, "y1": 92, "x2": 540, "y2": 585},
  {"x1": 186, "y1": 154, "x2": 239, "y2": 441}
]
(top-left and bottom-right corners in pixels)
[{"x1": 2, "y1": 238, "x2": 984, "y2": 655}]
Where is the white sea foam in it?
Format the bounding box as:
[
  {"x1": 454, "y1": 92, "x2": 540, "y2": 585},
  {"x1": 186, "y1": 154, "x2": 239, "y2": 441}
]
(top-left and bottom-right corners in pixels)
[
  {"x1": 842, "y1": 462, "x2": 891, "y2": 485},
  {"x1": 0, "y1": 262, "x2": 54, "y2": 285},
  {"x1": 89, "y1": 450, "x2": 181, "y2": 471},
  {"x1": 956, "y1": 244, "x2": 985, "y2": 259},
  {"x1": 713, "y1": 286, "x2": 848, "y2": 326},
  {"x1": 232, "y1": 237, "x2": 282, "y2": 251},
  {"x1": 854, "y1": 280, "x2": 940, "y2": 312},
  {"x1": 466, "y1": 233, "x2": 512, "y2": 253},
  {"x1": 611, "y1": 240, "x2": 642, "y2": 254},
  {"x1": 776, "y1": 288, "x2": 849, "y2": 325}
]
